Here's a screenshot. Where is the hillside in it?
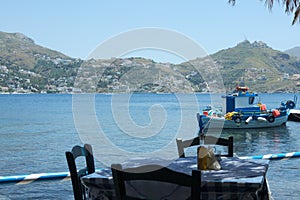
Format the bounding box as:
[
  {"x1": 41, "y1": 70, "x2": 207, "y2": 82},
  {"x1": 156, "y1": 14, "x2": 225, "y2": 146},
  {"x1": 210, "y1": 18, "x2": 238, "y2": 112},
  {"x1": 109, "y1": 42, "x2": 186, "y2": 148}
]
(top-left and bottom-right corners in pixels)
[
  {"x1": 0, "y1": 31, "x2": 81, "y2": 93},
  {"x1": 1, "y1": 31, "x2": 300, "y2": 93},
  {"x1": 75, "y1": 58, "x2": 194, "y2": 93},
  {"x1": 78, "y1": 41, "x2": 300, "y2": 93},
  {"x1": 210, "y1": 40, "x2": 300, "y2": 92},
  {"x1": 0, "y1": 31, "x2": 71, "y2": 69}
]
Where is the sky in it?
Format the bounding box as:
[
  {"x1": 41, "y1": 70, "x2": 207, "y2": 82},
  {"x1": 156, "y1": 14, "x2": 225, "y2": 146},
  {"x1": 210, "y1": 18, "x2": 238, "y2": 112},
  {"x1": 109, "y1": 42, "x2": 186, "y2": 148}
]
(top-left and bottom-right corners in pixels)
[{"x1": 1, "y1": 0, "x2": 300, "y2": 63}]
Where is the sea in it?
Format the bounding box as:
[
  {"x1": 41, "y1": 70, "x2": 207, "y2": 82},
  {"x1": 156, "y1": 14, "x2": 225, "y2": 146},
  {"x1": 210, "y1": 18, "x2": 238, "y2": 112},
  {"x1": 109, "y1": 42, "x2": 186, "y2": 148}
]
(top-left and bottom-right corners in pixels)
[{"x1": 0, "y1": 93, "x2": 299, "y2": 200}]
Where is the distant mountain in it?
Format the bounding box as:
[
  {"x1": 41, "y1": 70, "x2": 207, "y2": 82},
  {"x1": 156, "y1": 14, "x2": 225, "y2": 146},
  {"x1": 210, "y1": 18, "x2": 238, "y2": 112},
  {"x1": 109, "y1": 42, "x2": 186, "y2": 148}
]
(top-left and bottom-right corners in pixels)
[
  {"x1": 175, "y1": 40, "x2": 300, "y2": 93},
  {"x1": 209, "y1": 40, "x2": 300, "y2": 92},
  {"x1": 0, "y1": 31, "x2": 82, "y2": 93},
  {"x1": 0, "y1": 31, "x2": 70, "y2": 69},
  {"x1": 285, "y1": 46, "x2": 300, "y2": 58},
  {"x1": 1, "y1": 31, "x2": 300, "y2": 93},
  {"x1": 76, "y1": 57, "x2": 195, "y2": 93}
]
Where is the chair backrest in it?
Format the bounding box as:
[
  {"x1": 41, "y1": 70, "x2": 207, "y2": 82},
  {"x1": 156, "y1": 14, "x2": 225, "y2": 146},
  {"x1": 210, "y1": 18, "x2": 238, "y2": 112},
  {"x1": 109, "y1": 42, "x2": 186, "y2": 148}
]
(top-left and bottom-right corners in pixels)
[
  {"x1": 111, "y1": 164, "x2": 201, "y2": 200},
  {"x1": 65, "y1": 144, "x2": 95, "y2": 200},
  {"x1": 176, "y1": 136, "x2": 233, "y2": 158}
]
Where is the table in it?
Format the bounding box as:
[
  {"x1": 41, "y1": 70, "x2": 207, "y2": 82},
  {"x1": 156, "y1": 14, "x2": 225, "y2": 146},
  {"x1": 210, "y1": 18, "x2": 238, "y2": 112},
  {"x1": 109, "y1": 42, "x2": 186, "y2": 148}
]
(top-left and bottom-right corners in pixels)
[{"x1": 81, "y1": 156, "x2": 270, "y2": 200}]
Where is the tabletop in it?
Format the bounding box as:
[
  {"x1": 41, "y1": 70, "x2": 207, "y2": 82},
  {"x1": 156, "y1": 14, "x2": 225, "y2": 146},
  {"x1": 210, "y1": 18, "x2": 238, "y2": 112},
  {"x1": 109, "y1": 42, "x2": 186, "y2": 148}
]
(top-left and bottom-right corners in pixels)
[{"x1": 81, "y1": 156, "x2": 270, "y2": 200}]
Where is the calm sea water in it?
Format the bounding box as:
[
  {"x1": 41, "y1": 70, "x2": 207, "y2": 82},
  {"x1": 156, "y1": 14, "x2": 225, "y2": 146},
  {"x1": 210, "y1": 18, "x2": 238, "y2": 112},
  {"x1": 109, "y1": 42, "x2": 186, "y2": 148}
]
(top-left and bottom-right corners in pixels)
[{"x1": 0, "y1": 93, "x2": 299, "y2": 199}]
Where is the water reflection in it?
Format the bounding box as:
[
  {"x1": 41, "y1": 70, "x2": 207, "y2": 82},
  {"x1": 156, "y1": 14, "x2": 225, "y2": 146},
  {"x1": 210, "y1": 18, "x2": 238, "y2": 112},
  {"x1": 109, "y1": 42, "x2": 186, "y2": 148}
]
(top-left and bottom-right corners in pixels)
[{"x1": 220, "y1": 124, "x2": 293, "y2": 157}]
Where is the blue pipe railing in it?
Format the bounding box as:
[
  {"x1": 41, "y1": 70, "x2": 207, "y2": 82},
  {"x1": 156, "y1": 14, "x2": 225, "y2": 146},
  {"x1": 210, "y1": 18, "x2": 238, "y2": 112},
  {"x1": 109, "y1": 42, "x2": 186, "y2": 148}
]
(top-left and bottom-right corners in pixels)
[{"x1": 239, "y1": 151, "x2": 300, "y2": 160}]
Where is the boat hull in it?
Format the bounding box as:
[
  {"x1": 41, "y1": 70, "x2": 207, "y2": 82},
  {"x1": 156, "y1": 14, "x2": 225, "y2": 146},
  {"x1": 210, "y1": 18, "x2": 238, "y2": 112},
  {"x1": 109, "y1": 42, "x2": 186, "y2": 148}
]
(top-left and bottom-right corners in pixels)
[
  {"x1": 202, "y1": 115, "x2": 288, "y2": 129},
  {"x1": 288, "y1": 109, "x2": 300, "y2": 122}
]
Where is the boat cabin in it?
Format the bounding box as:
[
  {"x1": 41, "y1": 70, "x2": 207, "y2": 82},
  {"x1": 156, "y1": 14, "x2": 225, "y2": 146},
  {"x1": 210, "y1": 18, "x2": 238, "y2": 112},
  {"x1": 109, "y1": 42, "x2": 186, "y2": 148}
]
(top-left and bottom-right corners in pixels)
[{"x1": 222, "y1": 87, "x2": 259, "y2": 114}]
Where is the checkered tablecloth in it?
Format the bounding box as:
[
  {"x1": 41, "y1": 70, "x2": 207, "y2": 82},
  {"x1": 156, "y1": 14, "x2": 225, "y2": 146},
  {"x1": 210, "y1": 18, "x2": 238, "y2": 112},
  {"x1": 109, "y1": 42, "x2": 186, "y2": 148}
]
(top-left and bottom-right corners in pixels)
[{"x1": 81, "y1": 157, "x2": 270, "y2": 200}]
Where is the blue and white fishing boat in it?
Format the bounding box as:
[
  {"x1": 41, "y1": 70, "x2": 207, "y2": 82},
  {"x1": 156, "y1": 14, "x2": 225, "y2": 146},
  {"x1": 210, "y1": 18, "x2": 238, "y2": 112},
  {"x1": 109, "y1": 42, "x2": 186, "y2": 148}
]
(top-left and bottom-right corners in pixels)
[{"x1": 198, "y1": 86, "x2": 296, "y2": 129}]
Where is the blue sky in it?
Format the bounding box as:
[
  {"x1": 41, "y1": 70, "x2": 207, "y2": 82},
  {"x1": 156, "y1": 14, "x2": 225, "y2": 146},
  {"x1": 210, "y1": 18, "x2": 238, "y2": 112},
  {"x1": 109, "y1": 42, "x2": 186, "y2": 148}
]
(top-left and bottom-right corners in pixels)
[{"x1": 1, "y1": 0, "x2": 299, "y2": 63}]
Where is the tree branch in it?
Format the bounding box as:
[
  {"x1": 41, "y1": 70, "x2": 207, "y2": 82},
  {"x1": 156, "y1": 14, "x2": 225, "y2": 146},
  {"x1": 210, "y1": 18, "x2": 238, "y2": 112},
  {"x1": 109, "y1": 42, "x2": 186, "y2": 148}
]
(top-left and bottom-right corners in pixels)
[{"x1": 228, "y1": 0, "x2": 300, "y2": 25}]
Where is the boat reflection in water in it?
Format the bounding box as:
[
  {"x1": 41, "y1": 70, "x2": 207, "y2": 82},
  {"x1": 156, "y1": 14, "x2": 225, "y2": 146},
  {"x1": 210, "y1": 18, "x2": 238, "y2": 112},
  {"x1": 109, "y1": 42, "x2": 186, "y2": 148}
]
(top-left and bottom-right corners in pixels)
[{"x1": 220, "y1": 124, "x2": 295, "y2": 157}]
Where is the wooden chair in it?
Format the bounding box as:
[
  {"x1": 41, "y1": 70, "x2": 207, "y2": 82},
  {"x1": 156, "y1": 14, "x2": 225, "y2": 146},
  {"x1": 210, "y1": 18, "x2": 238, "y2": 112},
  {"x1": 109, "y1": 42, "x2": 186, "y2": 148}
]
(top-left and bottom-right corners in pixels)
[
  {"x1": 65, "y1": 144, "x2": 95, "y2": 200},
  {"x1": 111, "y1": 164, "x2": 201, "y2": 200},
  {"x1": 176, "y1": 136, "x2": 233, "y2": 158}
]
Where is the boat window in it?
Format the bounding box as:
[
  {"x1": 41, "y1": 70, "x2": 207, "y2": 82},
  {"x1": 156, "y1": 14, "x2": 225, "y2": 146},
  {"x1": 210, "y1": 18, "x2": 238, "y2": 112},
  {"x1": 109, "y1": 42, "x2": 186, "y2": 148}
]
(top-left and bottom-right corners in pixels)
[{"x1": 249, "y1": 97, "x2": 255, "y2": 104}]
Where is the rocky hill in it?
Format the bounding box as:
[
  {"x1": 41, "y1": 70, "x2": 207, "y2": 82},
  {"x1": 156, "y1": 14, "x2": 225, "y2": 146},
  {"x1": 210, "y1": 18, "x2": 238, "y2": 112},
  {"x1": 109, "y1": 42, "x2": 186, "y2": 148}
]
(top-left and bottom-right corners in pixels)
[
  {"x1": 210, "y1": 40, "x2": 300, "y2": 92},
  {"x1": 74, "y1": 57, "x2": 197, "y2": 93},
  {"x1": 1, "y1": 31, "x2": 300, "y2": 93},
  {"x1": 285, "y1": 46, "x2": 300, "y2": 58},
  {"x1": 0, "y1": 31, "x2": 81, "y2": 93}
]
